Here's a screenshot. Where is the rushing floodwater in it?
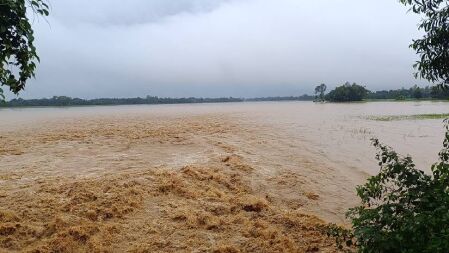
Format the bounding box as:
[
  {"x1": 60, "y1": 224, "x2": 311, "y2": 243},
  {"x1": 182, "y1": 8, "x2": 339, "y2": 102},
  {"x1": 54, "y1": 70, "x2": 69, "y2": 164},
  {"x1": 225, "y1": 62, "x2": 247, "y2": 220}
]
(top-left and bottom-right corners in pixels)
[{"x1": 1, "y1": 101, "x2": 448, "y2": 174}]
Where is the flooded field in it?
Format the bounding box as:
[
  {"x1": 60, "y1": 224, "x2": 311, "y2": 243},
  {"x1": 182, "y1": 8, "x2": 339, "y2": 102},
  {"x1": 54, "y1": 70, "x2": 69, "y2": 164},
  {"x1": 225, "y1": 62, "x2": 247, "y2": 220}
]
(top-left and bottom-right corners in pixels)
[{"x1": 0, "y1": 101, "x2": 447, "y2": 252}]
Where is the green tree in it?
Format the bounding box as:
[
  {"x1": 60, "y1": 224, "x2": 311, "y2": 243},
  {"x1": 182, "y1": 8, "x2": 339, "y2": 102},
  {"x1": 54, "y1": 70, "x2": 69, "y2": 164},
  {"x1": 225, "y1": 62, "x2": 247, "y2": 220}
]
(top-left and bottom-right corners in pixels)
[
  {"x1": 400, "y1": 0, "x2": 449, "y2": 88},
  {"x1": 314, "y1": 83, "x2": 327, "y2": 102},
  {"x1": 325, "y1": 82, "x2": 369, "y2": 102},
  {"x1": 0, "y1": 0, "x2": 49, "y2": 100},
  {"x1": 431, "y1": 85, "x2": 449, "y2": 99},
  {"x1": 412, "y1": 85, "x2": 423, "y2": 99}
]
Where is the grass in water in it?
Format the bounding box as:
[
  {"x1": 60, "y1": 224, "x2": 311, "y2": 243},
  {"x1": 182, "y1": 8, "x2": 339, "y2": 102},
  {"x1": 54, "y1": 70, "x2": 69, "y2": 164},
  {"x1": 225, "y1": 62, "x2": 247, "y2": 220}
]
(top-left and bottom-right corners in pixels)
[{"x1": 366, "y1": 113, "x2": 449, "y2": 121}]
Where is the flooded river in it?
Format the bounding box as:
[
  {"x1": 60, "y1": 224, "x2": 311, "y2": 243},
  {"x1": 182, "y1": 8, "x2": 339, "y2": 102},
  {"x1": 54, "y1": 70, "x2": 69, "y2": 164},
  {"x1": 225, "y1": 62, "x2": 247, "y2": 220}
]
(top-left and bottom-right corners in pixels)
[
  {"x1": 1, "y1": 101, "x2": 447, "y2": 174},
  {"x1": 1, "y1": 101, "x2": 448, "y2": 251}
]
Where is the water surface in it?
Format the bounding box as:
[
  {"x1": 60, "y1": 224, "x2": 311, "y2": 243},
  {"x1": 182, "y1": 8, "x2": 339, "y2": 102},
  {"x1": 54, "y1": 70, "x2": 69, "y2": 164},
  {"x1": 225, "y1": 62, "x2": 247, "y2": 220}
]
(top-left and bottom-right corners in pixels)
[{"x1": 1, "y1": 101, "x2": 447, "y2": 173}]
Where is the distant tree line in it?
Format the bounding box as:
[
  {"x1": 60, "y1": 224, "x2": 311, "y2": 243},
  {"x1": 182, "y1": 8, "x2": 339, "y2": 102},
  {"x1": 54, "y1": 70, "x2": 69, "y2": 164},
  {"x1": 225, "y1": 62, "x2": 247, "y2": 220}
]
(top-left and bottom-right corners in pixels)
[
  {"x1": 0, "y1": 96, "x2": 243, "y2": 107},
  {"x1": 2, "y1": 84, "x2": 448, "y2": 107},
  {"x1": 314, "y1": 82, "x2": 449, "y2": 103},
  {"x1": 367, "y1": 85, "x2": 449, "y2": 100},
  {"x1": 0, "y1": 95, "x2": 315, "y2": 107},
  {"x1": 245, "y1": 94, "x2": 314, "y2": 102}
]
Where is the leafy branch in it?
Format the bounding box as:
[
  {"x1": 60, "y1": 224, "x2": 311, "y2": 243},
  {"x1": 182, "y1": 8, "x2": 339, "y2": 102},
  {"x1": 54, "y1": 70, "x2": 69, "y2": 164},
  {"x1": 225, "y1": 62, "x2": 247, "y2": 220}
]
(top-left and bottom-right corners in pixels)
[{"x1": 0, "y1": 0, "x2": 49, "y2": 100}]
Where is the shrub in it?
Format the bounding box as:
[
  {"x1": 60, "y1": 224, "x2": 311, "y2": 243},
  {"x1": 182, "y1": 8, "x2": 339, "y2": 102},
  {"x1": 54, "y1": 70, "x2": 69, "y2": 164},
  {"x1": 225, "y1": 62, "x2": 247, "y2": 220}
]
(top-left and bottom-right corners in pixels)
[{"x1": 328, "y1": 120, "x2": 449, "y2": 253}]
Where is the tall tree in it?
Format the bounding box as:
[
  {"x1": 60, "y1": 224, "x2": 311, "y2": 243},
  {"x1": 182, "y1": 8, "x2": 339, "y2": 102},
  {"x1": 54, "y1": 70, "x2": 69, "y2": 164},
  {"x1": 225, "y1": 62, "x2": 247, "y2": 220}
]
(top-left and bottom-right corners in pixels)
[
  {"x1": 314, "y1": 83, "x2": 327, "y2": 102},
  {"x1": 400, "y1": 0, "x2": 449, "y2": 88},
  {"x1": 0, "y1": 0, "x2": 49, "y2": 100}
]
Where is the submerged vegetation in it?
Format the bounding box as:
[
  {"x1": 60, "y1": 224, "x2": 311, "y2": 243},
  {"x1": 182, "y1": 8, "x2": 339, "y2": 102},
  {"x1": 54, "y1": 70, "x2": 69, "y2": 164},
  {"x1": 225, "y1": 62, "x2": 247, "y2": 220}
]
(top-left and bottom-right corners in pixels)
[{"x1": 366, "y1": 113, "x2": 449, "y2": 121}]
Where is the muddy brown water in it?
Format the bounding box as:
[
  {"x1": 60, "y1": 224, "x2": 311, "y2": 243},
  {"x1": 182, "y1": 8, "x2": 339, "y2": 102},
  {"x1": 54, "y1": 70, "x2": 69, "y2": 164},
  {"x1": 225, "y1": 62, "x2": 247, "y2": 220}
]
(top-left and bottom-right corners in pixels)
[
  {"x1": 0, "y1": 101, "x2": 447, "y2": 252},
  {"x1": 1, "y1": 101, "x2": 446, "y2": 172}
]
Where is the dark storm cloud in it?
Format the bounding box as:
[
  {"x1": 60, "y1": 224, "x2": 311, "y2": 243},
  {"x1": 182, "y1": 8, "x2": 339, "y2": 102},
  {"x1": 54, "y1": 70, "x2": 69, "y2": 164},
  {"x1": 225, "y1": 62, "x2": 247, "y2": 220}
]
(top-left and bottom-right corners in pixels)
[{"x1": 13, "y1": 0, "x2": 426, "y2": 99}]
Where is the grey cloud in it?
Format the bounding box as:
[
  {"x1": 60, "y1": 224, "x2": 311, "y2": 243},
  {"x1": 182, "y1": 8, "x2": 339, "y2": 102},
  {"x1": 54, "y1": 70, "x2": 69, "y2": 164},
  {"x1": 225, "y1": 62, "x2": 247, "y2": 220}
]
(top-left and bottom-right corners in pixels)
[
  {"x1": 10, "y1": 0, "x2": 428, "y2": 99},
  {"x1": 50, "y1": 0, "x2": 235, "y2": 26}
]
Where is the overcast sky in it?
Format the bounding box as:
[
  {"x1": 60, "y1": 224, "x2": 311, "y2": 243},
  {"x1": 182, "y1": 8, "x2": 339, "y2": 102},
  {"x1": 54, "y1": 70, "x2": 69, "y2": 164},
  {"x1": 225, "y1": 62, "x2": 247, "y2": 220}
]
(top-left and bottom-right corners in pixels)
[{"x1": 12, "y1": 0, "x2": 427, "y2": 99}]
